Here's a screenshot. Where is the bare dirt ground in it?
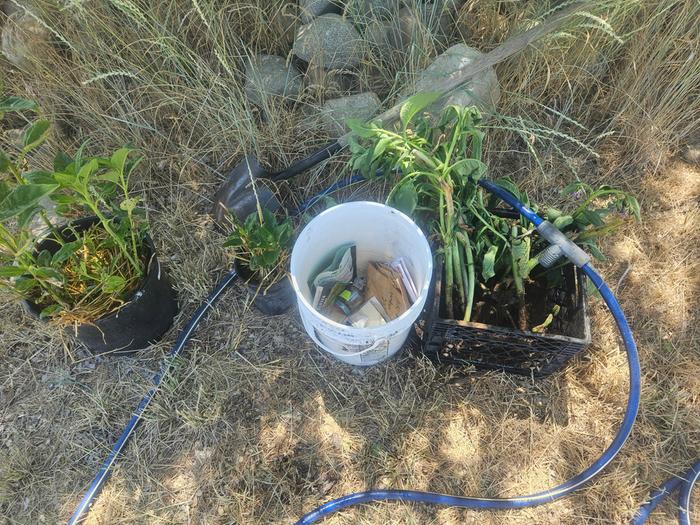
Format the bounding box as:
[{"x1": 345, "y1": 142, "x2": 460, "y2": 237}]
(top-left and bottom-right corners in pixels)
[{"x1": 0, "y1": 157, "x2": 698, "y2": 524}]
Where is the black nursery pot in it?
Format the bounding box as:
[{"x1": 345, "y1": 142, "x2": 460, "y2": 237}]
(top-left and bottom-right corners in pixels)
[
  {"x1": 234, "y1": 260, "x2": 295, "y2": 316},
  {"x1": 24, "y1": 216, "x2": 179, "y2": 355}
]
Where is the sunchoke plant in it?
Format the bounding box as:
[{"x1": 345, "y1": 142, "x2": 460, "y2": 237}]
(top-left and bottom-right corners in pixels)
[
  {"x1": 349, "y1": 95, "x2": 639, "y2": 330},
  {"x1": 0, "y1": 96, "x2": 148, "y2": 324}
]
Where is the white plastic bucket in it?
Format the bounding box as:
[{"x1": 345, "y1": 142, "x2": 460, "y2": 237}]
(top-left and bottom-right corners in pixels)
[{"x1": 290, "y1": 201, "x2": 433, "y2": 366}]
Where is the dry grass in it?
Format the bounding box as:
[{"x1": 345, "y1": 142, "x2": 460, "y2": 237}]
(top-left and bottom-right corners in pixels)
[{"x1": 1, "y1": 0, "x2": 699, "y2": 524}]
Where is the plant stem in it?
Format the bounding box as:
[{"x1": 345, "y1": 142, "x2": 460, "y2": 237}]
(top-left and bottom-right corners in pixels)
[
  {"x1": 452, "y1": 238, "x2": 465, "y2": 313},
  {"x1": 444, "y1": 243, "x2": 454, "y2": 319},
  {"x1": 511, "y1": 226, "x2": 528, "y2": 331},
  {"x1": 87, "y1": 203, "x2": 142, "y2": 274},
  {"x1": 459, "y1": 231, "x2": 475, "y2": 322}
]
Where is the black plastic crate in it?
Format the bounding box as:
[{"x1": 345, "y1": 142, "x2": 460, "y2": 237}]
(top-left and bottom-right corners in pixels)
[{"x1": 421, "y1": 257, "x2": 591, "y2": 378}]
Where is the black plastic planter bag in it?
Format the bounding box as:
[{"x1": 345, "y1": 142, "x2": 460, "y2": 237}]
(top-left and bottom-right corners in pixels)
[{"x1": 24, "y1": 216, "x2": 179, "y2": 354}]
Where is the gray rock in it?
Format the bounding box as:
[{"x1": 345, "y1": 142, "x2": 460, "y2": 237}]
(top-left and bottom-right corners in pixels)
[
  {"x1": 244, "y1": 55, "x2": 303, "y2": 106},
  {"x1": 321, "y1": 92, "x2": 381, "y2": 136},
  {"x1": 1, "y1": 11, "x2": 50, "y2": 68},
  {"x1": 412, "y1": 44, "x2": 500, "y2": 113},
  {"x1": 293, "y1": 14, "x2": 363, "y2": 69},
  {"x1": 364, "y1": 4, "x2": 455, "y2": 53},
  {"x1": 300, "y1": 0, "x2": 341, "y2": 23}
]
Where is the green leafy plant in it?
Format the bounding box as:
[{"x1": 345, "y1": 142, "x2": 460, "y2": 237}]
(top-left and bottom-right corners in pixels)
[
  {"x1": 0, "y1": 97, "x2": 148, "y2": 324},
  {"x1": 224, "y1": 208, "x2": 293, "y2": 286},
  {"x1": 350, "y1": 96, "x2": 640, "y2": 332}
]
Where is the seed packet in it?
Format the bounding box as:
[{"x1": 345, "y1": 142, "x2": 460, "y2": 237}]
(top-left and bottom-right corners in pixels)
[
  {"x1": 310, "y1": 243, "x2": 356, "y2": 290},
  {"x1": 390, "y1": 257, "x2": 418, "y2": 303},
  {"x1": 366, "y1": 262, "x2": 411, "y2": 320},
  {"x1": 349, "y1": 297, "x2": 391, "y2": 328}
]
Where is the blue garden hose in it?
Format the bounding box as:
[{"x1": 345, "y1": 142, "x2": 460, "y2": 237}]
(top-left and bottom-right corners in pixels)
[
  {"x1": 67, "y1": 177, "x2": 697, "y2": 525},
  {"x1": 294, "y1": 177, "x2": 645, "y2": 523},
  {"x1": 67, "y1": 269, "x2": 239, "y2": 525}
]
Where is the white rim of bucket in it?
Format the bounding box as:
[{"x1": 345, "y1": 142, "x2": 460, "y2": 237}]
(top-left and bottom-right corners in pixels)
[{"x1": 290, "y1": 201, "x2": 433, "y2": 335}]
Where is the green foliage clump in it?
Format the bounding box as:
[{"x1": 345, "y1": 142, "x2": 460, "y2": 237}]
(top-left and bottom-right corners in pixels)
[
  {"x1": 0, "y1": 95, "x2": 148, "y2": 323},
  {"x1": 224, "y1": 208, "x2": 293, "y2": 285},
  {"x1": 350, "y1": 95, "x2": 640, "y2": 329}
]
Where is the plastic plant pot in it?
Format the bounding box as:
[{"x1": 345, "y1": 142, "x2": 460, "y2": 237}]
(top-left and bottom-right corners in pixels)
[
  {"x1": 234, "y1": 260, "x2": 295, "y2": 316},
  {"x1": 23, "y1": 216, "x2": 179, "y2": 355},
  {"x1": 422, "y1": 255, "x2": 591, "y2": 378}
]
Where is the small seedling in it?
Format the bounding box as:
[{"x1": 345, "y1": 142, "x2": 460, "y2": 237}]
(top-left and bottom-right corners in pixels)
[{"x1": 224, "y1": 208, "x2": 293, "y2": 286}]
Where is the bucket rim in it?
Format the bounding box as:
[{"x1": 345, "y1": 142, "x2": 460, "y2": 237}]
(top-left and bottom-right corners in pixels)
[{"x1": 290, "y1": 201, "x2": 433, "y2": 334}]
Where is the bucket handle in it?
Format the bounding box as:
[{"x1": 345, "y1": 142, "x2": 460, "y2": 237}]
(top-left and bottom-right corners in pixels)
[{"x1": 311, "y1": 328, "x2": 389, "y2": 358}]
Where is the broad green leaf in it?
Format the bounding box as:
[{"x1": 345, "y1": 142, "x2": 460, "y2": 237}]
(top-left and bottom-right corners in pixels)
[
  {"x1": 0, "y1": 183, "x2": 58, "y2": 221},
  {"x1": 223, "y1": 236, "x2": 243, "y2": 248},
  {"x1": 33, "y1": 267, "x2": 64, "y2": 281},
  {"x1": 586, "y1": 242, "x2": 607, "y2": 261},
  {"x1": 77, "y1": 158, "x2": 99, "y2": 184},
  {"x1": 347, "y1": 119, "x2": 378, "y2": 138},
  {"x1": 39, "y1": 304, "x2": 62, "y2": 319},
  {"x1": 388, "y1": 179, "x2": 418, "y2": 216},
  {"x1": 22, "y1": 120, "x2": 51, "y2": 153},
  {"x1": 23, "y1": 170, "x2": 55, "y2": 184},
  {"x1": 545, "y1": 207, "x2": 562, "y2": 221},
  {"x1": 95, "y1": 169, "x2": 121, "y2": 184},
  {"x1": 102, "y1": 275, "x2": 126, "y2": 294},
  {"x1": 452, "y1": 158, "x2": 487, "y2": 182},
  {"x1": 371, "y1": 137, "x2": 392, "y2": 161},
  {"x1": 0, "y1": 265, "x2": 26, "y2": 277},
  {"x1": 0, "y1": 96, "x2": 38, "y2": 114},
  {"x1": 562, "y1": 181, "x2": 589, "y2": 196},
  {"x1": 553, "y1": 215, "x2": 574, "y2": 229},
  {"x1": 51, "y1": 240, "x2": 81, "y2": 265},
  {"x1": 625, "y1": 195, "x2": 641, "y2": 221},
  {"x1": 0, "y1": 181, "x2": 10, "y2": 203},
  {"x1": 399, "y1": 92, "x2": 441, "y2": 128},
  {"x1": 53, "y1": 151, "x2": 73, "y2": 172},
  {"x1": 36, "y1": 249, "x2": 52, "y2": 267},
  {"x1": 13, "y1": 276, "x2": 38, "y2": 293},
  {"x1": 110, "y1": 147, "x2": 134, "y2": 173},
  {"x1": 581, "y1": 209, "x2": 605, "y2": 227},
  {"x1": 16, "y1": 204, "x2": 41, "y2": 228},
  {"x1": 481, "y1": 245, "x2": 498, "y2": 280},
  {"x1": 511, "y1": 236, "x2": 532, "y2": 279},
  {"x1": 54, "y1": 172, "x2": 80, "y2": 189}
]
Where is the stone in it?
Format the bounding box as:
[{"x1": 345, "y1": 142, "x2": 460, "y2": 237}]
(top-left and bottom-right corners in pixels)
[
  {"x1": 1, "y1": 11, "x2": 51, "y2": 68},
  {"x1": 299, "y1": 0, "x2": 341, "y2": 23},
  {"x1": 293, "y1": 14, "x2": 363, "y2": 69},
  {"x1": 365, "y1": 1, "x2": 462, "y2": 53},
  {"x1": 411, "y1": 43, "x2": 500, "y2": 113},
  {"x1": 320, "y1": 91, "x2": 381, "y2": 136},
  {"x1": 243, "y1": 55, "x2": 303, "y2": 106}
]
